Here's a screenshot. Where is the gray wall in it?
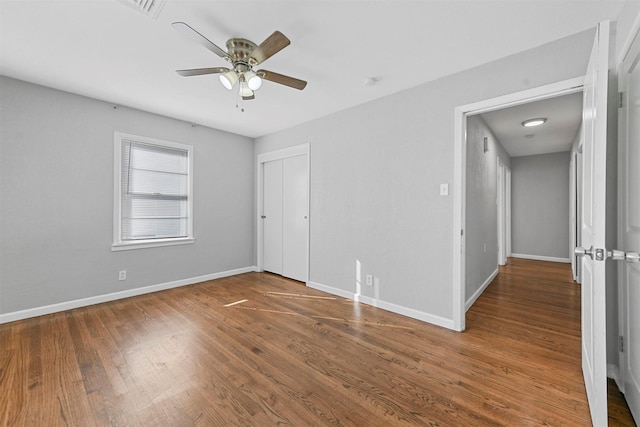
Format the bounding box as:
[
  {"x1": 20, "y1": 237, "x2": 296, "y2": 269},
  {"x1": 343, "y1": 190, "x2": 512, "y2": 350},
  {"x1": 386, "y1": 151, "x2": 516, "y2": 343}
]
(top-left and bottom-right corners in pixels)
[
  {"x1": 511, "y1": 152, "x2": 571, "y2": 260},
  {"x1": 465, "y1": 115, "x2": 511, "y2": 302},
  {"x1": 255, "y1": 29, "x2": 595, "y2": 323},
  {"x1": 0, "y1": 76, "x2": 255, "y2": 314}
]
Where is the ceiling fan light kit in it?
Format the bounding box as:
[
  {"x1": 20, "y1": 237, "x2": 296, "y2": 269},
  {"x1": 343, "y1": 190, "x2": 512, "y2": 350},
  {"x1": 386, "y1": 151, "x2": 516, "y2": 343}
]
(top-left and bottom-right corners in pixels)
[
  {"x1": 244, "y1": 71, "x2": 262, "y2": 90},
  {"x1": 172, "y1": 22, "x2": 306, "y2": 106},
  {"x1": 219, "y1": 70, "x2": 238, "y2": 90}
]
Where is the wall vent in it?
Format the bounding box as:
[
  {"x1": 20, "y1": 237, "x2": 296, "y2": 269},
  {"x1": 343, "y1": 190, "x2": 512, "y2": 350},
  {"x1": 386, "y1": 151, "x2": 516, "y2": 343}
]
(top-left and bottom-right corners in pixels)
[{"x1": 117, "y1": 0, "x2": 167, "y2": 19}]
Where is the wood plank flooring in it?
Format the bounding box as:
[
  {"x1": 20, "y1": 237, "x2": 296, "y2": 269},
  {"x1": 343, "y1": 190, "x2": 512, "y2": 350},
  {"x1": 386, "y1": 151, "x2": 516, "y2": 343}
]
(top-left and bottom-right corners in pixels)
[{"x1": 0, "y1": 258, "x2": 635, "y2": 426}]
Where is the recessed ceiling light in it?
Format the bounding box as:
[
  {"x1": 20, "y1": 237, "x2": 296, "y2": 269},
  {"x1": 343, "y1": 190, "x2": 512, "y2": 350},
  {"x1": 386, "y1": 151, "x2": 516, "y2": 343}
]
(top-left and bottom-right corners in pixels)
[{"x1": 522, "y1": 118, "x2": 547, "y2": 127}]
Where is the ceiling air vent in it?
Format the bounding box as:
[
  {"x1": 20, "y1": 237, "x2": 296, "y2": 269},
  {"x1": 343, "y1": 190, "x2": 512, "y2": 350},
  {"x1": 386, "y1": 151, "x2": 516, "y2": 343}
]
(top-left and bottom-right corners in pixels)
[{"x1": 116, "y1": 0, "x2": 167, "y2": 19}]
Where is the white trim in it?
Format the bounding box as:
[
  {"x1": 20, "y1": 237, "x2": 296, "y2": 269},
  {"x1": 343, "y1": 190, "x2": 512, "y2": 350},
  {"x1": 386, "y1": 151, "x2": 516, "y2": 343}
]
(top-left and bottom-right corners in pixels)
[
  {"x1": 308, "y1": 281, "x2": 354, "y2": 300},
  {"x1": 497, "y1": 159, "x2": 506, "y2": 266},
  {"x1": 506, "y1": 168, "x2": 512, "y2": 257},
  {"x1": 453, "y1": 77, "x2": 584, "y2": 332},
  {"x1": 608, "y1": 363, "x2": 620, "y2": 385},
  {"x1": 511, "y1": 253, "x2": 571, "y2": 263},
  {"x1": 258, "y1": 144, "x2": 308, "y2": 163},
  {"x1": 256, "y1": 144, "x2": 310, "y2": 281},
  {"x1": 453, "y1": 107, "x2": 466, "y2": 332},
  {"x1": 466, "y1": 268, "x2": 498, "y2": 312},
  {"x1": 457, "y1": 77, "x2": 585, "y2": 116},
  {"x1": 112, "y1": 237, "x2": 194, "y2": 251},
  {"x1": 309, "y1": 281, "x2": 455, "y2": 330},
  {"x1": 0, "y1": 266, "x2": 257, "y2": 325}
]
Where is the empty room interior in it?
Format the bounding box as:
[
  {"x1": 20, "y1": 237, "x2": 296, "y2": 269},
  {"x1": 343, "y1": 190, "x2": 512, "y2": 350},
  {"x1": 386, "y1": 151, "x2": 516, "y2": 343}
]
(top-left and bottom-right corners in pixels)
[{"x1": 1, "y1": 1, "x2": 640, "y2": 425}]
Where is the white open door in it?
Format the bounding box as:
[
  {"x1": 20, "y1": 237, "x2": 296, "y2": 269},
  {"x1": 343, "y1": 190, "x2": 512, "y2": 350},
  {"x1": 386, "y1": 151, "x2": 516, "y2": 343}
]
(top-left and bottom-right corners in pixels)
[
  {"x1": 618, "y1": 22, "x2": 640, "y2": 423},
  {"x1": 576, "y1": 20, "x2": 610, "y2": 426}
]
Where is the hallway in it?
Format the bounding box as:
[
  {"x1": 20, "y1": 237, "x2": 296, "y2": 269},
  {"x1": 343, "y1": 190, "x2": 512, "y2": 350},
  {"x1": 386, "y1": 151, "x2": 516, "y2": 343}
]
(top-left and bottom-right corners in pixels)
[{"x1": 467, "y1": 257, "x2": 634, "y2": 425}]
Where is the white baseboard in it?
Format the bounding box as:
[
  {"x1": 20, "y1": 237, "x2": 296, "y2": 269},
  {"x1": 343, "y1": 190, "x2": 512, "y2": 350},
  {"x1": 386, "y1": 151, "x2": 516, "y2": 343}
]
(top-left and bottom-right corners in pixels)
[
  {"x1": 511, "y1": 253, "x2": 570, "y2": 263},
  {"x1": 466, "y1": 268, "x2": 498, "y2": 312},
  {"x1": 308, "y1": 281, "x2": 454, "y2": 330},
  {"x1": 608, "y1": 363, "x2": 622, "y2": 389},
  {"x1": 307, "y1": 281, "x2": 354, "y2": 300},
  {"x1": 0, "y1": 266, "x2": 257, "y2": 325}
]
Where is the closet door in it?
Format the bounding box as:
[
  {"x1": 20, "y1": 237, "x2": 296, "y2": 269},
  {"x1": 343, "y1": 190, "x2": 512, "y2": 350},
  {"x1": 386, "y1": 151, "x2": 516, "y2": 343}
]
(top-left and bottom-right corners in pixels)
[
  {"x1": 263, "y1": 159, "x2": 283, "y2": 275},
  {"x1": 282, "y1": 154, "x2": 308, "y2": 282}
]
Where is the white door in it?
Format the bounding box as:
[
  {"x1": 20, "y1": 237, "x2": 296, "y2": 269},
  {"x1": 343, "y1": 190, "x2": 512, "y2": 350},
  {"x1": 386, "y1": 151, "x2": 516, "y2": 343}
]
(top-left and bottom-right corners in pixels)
[
  {"x1": 619, "y1": 24, "x2": 640, "y2": 423},
  {"x1": 506, "y1": 168, "x2": 511, "y2": 258},
  {"x1": 263, "y1": 159, "x2": 283, "y2": 275},
  {"x1": 497, "y1": 160, "x2": 510, "y2": 266},
  {"x1": 282, "y1": 154, "x2": 308, "y2": 282},
  {"x1": 497, "y1": 160, "x2": 505, "y2": 266},
  {"x1": 577, "y1": 20, "x2": 610, "y2": 426}
]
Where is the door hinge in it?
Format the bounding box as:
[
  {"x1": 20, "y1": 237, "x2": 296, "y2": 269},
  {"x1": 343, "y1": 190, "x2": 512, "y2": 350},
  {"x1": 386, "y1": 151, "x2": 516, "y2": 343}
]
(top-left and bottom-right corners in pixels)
[
  {"x1": 619, "y1": 335, "x2": 624, "y2": 353},
  {"x1": 461, "y1": 229, "x2": 464, "y2": 236},
  {"x1": 618, "y1": 92, "x2": 624, "y2": 108}
]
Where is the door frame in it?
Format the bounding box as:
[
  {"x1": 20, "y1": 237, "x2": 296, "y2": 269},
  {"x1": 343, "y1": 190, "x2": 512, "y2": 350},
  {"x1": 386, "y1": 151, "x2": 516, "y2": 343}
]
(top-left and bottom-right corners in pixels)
[
  {"x1": 497, "y1": 159, "x2": 511, "y2": 266},
  {"x1": 506, "y1": 167, "x2": 512, "y2": 259},
  {"x1": 452, "y1": 77, "x2": 584, "y2": 331},
  {"x1": 617, "y1": 11, "x2": 640, "y2": 406},
  {"x1": 256, "y1": 143, "x2": 310, "y2": 282},
  {"x1": 497, "y1": 160, "x2": 505, "y2": 266}
]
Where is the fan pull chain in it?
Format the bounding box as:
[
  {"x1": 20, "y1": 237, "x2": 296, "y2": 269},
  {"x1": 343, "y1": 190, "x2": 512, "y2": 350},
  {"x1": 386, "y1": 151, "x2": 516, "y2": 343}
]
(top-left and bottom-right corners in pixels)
[{"x1": 235, "y1": 85, "x2": 245, "y2": 112}]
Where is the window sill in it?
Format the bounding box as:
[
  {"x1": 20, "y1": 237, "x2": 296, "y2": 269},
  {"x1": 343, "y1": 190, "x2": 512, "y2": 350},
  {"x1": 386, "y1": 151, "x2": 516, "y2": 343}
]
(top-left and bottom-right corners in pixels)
[{"x1": 111, "y1": 237, "x2": 195, "y2": 251}]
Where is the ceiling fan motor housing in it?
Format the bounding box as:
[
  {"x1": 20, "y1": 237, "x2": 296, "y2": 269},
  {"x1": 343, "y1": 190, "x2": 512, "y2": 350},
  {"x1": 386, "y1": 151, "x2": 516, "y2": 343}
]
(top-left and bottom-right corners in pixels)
[{"x1": 226, "y1": 38, "x2": 259, "y2": 69}]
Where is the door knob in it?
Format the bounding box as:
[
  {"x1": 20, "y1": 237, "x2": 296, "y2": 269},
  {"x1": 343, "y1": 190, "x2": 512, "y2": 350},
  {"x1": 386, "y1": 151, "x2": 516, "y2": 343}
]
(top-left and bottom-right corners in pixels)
[
  {"x1": 607, "y1": 249, "x2": 626, "y2": 261},
  {"x1": 575, "y1": 246, "x2": 638, "y2": 262},
  {"x1": 607, "y1": 249, "x2": 639, "y2": 263},
  {"x1": 575, "y1": 246, "x2": 594, "y2": 259},
  {"x1": 624, "y1": 251, "x2": 639, "y2": 263}
]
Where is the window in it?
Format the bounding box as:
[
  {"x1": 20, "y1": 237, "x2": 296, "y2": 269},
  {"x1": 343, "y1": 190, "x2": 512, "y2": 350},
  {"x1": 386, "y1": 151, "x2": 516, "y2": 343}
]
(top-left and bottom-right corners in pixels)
[{"x1": 112, "y1": 132, "x2": 194, "y2": 250}]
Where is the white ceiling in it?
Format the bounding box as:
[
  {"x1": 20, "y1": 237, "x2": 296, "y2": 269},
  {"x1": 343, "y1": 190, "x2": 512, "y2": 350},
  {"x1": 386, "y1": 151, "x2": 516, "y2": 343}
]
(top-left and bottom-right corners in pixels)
[
  {"x1": 0, "y1": 0, "x2": 625, "y2": 138},
  {"x1": 480, "y1": 92, "x2": 584, "y2": 157}
]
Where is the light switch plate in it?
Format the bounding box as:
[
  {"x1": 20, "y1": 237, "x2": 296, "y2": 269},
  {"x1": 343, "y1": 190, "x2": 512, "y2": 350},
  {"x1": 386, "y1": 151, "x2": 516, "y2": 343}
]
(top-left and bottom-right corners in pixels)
[{"x1": 440, "y1": 184, "x2": 449, "y2": 196}]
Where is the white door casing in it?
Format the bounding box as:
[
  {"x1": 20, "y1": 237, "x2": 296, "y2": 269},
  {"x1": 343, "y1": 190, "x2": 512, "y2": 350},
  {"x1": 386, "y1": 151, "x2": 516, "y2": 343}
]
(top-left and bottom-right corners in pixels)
[
  {"x1": 506, "y1": 167, "x2": 512, "y2": 258},
  {"x1": 497, "y1": 159, "x2": 510, "y2": 266},
  {"x1": 257, "y1": 144, "x2": 310, "y2": 283},
  {"x1": 453, "y1": 76, "x2": 584, "y2": 332},
  {"x1": 579, "y1": 20, "x2": 610, "y2": 426},
  {"x1": 618, "y1": 21, "x2": 640, "y2": 424},
  {"x1": 497, "y1": 159, "x2": 505, "y2": 266}
]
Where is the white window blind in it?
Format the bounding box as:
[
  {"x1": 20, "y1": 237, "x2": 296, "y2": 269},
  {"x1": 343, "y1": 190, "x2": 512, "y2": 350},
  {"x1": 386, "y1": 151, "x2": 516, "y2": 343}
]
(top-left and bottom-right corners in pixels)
[{"x1": 113, "y1": 133, "x2": 193, "y2": 250}]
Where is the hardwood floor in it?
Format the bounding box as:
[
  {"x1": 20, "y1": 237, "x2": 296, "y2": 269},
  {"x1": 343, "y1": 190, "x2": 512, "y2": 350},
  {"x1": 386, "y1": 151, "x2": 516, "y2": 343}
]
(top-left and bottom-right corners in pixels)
[{"x1": 0, "y1": 259, "x2": 635, "y2": 426}]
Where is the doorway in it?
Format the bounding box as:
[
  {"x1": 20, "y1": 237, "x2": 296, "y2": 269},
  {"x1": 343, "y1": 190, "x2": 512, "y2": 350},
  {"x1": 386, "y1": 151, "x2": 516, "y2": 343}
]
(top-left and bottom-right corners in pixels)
[
  {"x1": 257, "y1": 144, "x2": 310, "y2": 283},
  {"x1": 452, "y1": 76, "x2": 584, "y2": 331}
]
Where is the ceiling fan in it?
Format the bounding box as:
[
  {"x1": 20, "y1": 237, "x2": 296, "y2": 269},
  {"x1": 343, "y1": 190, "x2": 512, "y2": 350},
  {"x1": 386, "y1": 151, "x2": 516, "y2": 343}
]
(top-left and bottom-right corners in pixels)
[{"x1": 172, "y1": 22, "x2": 307, "y2": 101}]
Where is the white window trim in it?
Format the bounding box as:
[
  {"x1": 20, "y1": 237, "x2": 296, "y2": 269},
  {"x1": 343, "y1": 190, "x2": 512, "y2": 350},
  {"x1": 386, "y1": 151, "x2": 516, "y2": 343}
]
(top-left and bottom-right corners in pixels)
[{"x1": 112, "y1": 131, "x2": 194, "y2": 251}]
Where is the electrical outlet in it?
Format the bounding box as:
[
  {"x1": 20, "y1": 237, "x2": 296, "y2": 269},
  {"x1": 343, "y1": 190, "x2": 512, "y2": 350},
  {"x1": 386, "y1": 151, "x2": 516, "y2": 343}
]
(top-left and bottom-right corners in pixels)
[
  {"x1": 119, "y1": 270, "x2": 126, "y2": 281},
  {"x1": 366, "y1": 275, "x2": 373, "y2": 286}
]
